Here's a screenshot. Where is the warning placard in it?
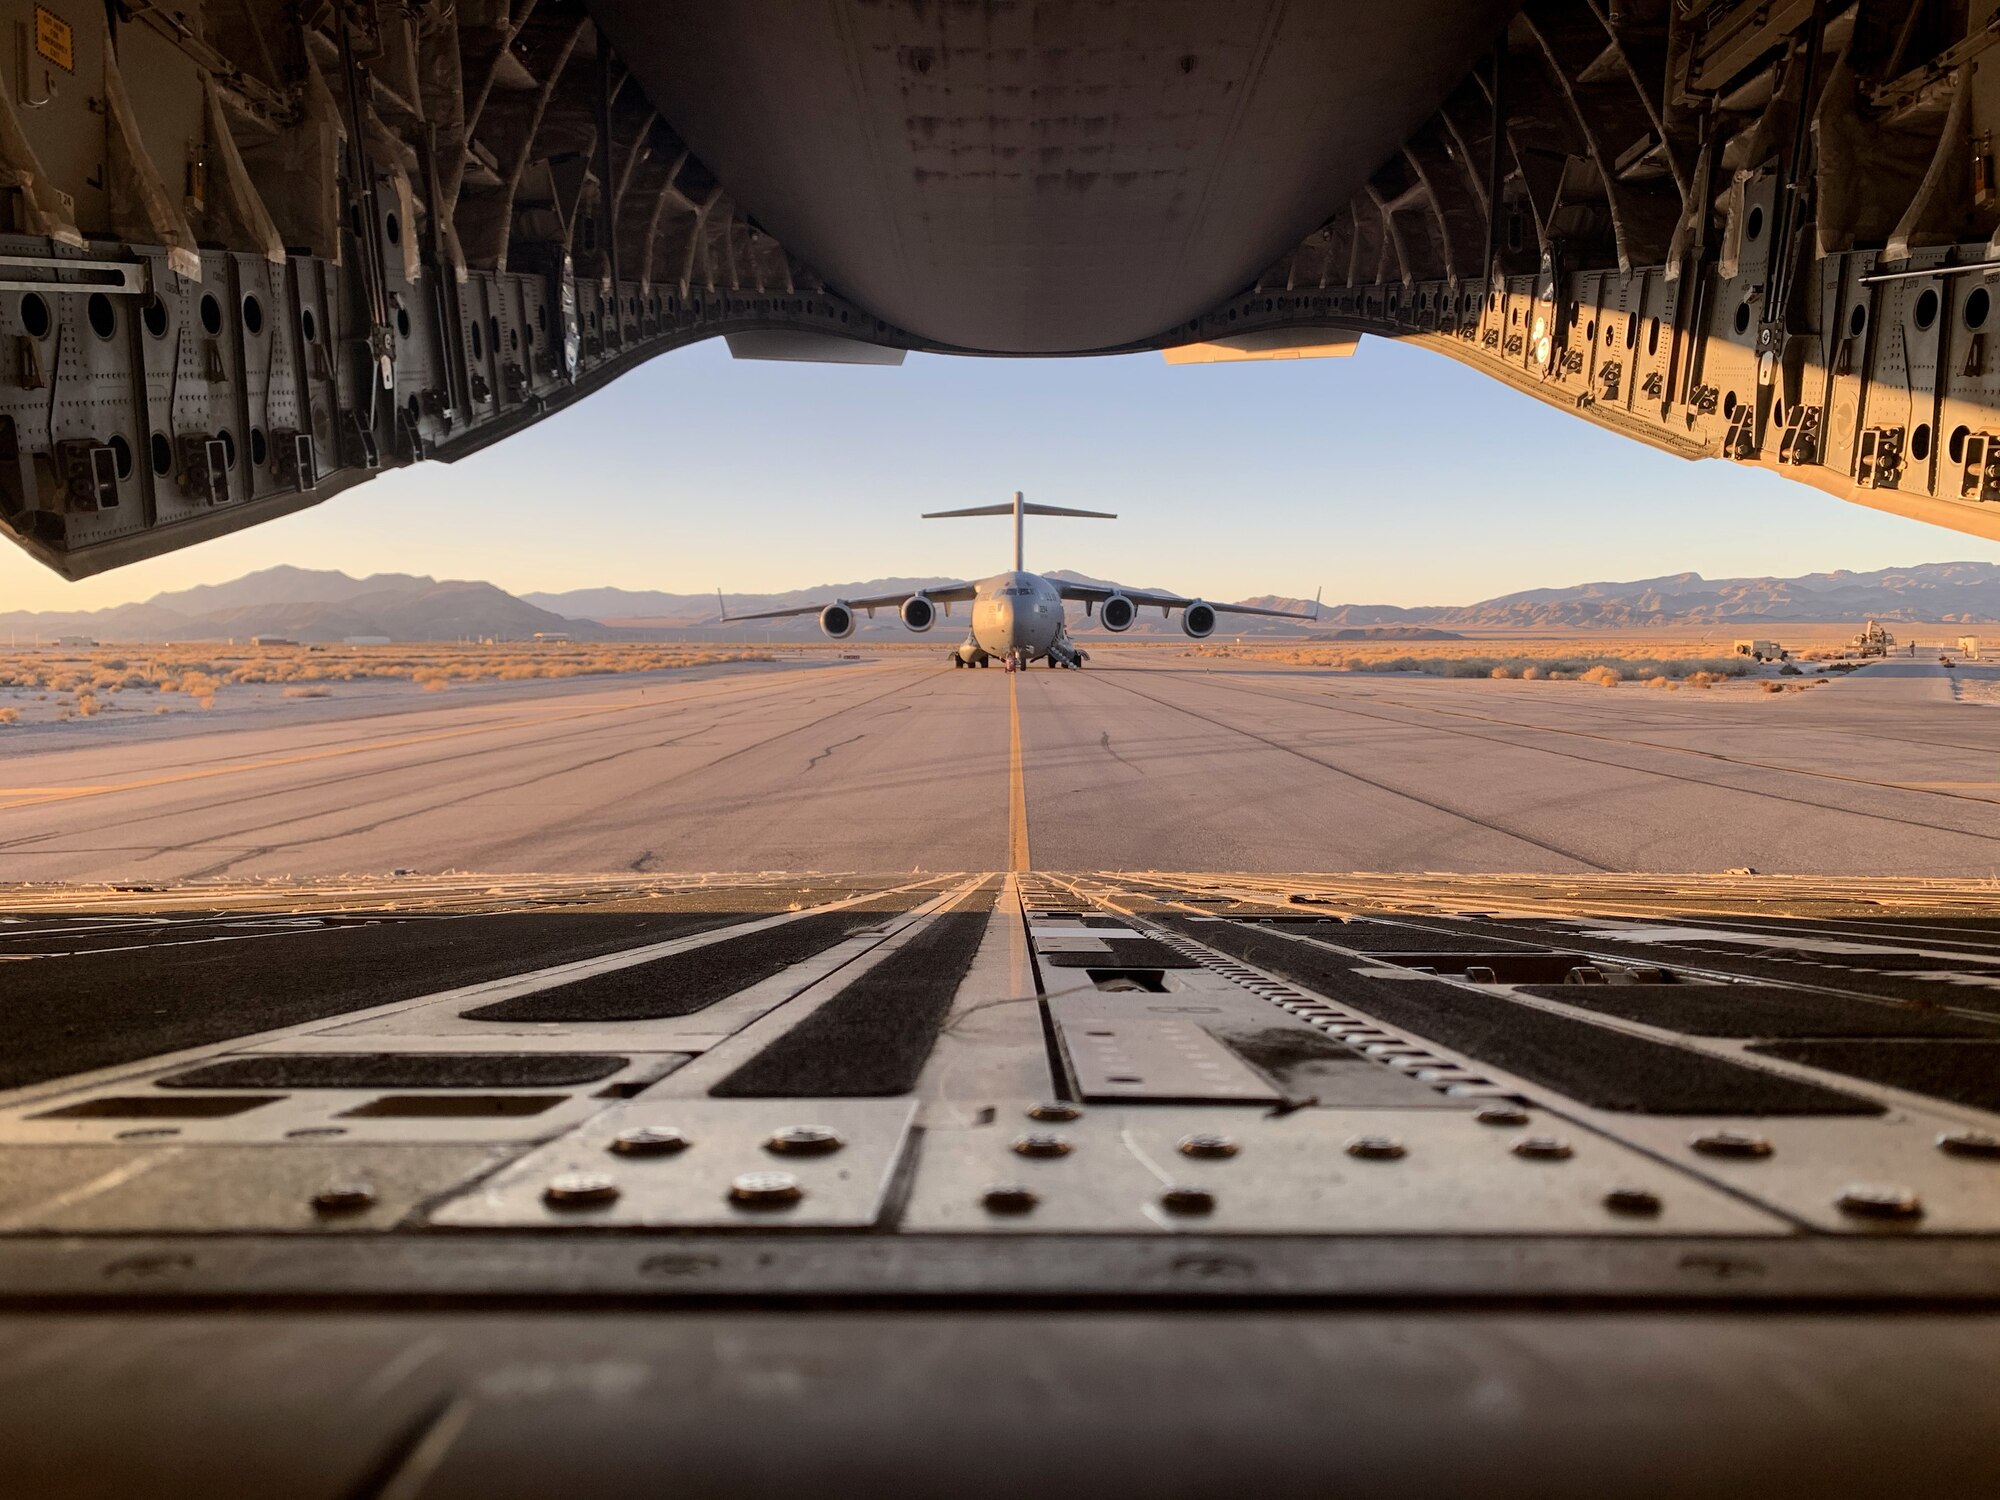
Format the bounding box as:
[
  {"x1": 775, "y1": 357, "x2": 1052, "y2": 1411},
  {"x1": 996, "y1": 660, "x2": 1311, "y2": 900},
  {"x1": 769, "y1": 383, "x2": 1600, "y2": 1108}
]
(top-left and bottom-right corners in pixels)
[{"x1": 33, "y1": 7, "x2": 74, "y2": 74}]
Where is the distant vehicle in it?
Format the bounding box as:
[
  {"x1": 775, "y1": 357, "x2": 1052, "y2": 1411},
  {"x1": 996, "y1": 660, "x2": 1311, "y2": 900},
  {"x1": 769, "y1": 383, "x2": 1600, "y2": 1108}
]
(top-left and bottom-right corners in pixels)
[
  {"x1": 1734, "y1": 639, "x2": 1785, "y2": 661},
  {"x1": 531, "y1": 632, "x2": 572, "y2": 644},
  {"x1": 51, "y1": 635, "x2": 97, "y2": 648},
  {"x1": 1853, "y1": 620, "x2": 1896, "y2": 658},
  {"x1": 718, "y1": 492, "x2": 1317, "y2": 669}
]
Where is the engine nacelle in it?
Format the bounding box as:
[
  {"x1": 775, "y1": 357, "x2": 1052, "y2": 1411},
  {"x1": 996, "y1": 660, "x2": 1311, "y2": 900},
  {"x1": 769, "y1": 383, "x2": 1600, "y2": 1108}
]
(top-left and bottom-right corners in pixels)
[
  {"x1": 900, "y1": 594, "x2": 936, "y2": 632},
  {"x1": 819, "y1": 602, "x2": 857, "y2": 639},
  {"x1": 1181, "y1": 601, "x2": 1218, "y2": 639},
  {"x1": 1099, "y1": 593, "x2": 1137, "y2": 633}
]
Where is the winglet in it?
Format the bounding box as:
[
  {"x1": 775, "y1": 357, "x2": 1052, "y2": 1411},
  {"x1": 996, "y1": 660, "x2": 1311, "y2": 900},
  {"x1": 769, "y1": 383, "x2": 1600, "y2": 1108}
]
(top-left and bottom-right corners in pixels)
[
  {"x1": 1312, "y1": 585, "x2": 1322, "y2": 622},
  {"x1": 717, "y1": 588, "x2": 728, "y2": 623}
]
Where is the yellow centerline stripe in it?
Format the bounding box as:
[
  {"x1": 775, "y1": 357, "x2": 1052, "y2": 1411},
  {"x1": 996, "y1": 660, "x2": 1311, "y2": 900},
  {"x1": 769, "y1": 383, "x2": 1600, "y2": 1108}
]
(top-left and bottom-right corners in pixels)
[{"x1": 1008, "y1": 675, "x2": 1032, "y2": 872}]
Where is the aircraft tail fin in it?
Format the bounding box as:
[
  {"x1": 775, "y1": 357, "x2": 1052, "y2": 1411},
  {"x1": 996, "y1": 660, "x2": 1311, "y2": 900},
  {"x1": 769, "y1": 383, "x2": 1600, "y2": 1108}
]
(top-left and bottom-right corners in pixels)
[{"x1": 922, "y1": 492, "x2": 1115, "y2": 571}]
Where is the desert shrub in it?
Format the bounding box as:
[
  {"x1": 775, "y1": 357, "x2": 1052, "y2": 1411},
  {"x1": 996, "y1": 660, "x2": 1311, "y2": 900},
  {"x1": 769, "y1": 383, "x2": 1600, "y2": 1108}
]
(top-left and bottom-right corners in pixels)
[
  {"x1": 76, "y1": 692, "x2": 99, "y2": 716},
  {"x1": 0, "y1": 707, "x2": 17, "y2": 724},
  {"x1": 1520, "y1": 665, "x2": 1545, "y2": 681},
  {"x1": 1489, "y1": 665, "x2": 1514, "y2": 679},
  {"x1": 282, "y1": 686, "x2": 332, "y2": 699},
  {"x1": 1580, "y1": 664, "x2": 1621, "y2": 687}
]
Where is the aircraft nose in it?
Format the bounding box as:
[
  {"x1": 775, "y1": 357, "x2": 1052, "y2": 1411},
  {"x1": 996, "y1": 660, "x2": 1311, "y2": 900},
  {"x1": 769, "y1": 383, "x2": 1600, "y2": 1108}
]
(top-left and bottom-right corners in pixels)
[{"x1": 991, "y1": 600, "x2": 1015, "y2": 636}]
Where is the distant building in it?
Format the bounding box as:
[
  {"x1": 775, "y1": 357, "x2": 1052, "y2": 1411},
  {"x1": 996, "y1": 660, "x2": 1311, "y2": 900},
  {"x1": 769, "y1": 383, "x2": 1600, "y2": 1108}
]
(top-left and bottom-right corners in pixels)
[
  {"x1": 1959, "y1": 635, "x2": 1981, "y2": 660},
  {"x1": 531, "y1": 631, "x2": 571, "y2": 643},
  {"x1": 342, "y1": 635, "x2": 392, "y2": 646},
  {"x1": 52, "y1": 635, "x2": 98, "y2": 648},
  {"x1": 250, "y1": 635, "x2": 298, "y2": 647}
]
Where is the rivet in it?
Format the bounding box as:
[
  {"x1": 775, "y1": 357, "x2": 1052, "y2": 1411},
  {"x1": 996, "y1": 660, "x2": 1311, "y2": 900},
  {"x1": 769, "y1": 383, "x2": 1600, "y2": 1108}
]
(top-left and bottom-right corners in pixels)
[
  {"x1": 1937, "y1": 1129, "x2": 2000, "y2": 1160},
  {"x1": 1012, "y1": 1132, "x2": 1073, "y2": 1158},
  {"x1": 1512, "y1": 1135, "x2": 1573, "y2": 1160},
  {"x1": 310, "y1": 1183, "x2": 375, "y2": 1214},
  {"x1": 1158, "y1": 1184, "x2": 1216, "y2": 1214},
  {"x1": 765, "y1": 1124, "x2": 844, "y2": 1155},
  {"x1": 981, "y1": 1183, "x2": 1039, "y2": 1214},
  {"x1": 610, "y1": 1125, "x2": 690, "y2": 1156},
  {"x1": 543, "y1": 1170, "x2": 620, "y2": 1207},
  {"x1": 1603, "y1": 1186, "x2": 1662, "y2": 1215},
  {"x1": 1345, "y1": 1133, "x2": 1406, "y2": 1160},
  {"x1": 1836, "y1": 1183, "x2": 1923, "y2": 1220},
  {"x1": 1475, "y1": 1105, "x2": 1529, "y2": 1127},
  {"x1": 1027, "y1": 1102, "x2": 1082, "y2": 1122},
  {"x1": 728, "y1": 1170, "x2": 803, "y2": 1208},
  {"x1": 1178, "y1": 1132, "x2": 1239, "y2": 1159},
  {"x1": 1691, "y1": 1129, "x2": 1774, "y2": 1159}
]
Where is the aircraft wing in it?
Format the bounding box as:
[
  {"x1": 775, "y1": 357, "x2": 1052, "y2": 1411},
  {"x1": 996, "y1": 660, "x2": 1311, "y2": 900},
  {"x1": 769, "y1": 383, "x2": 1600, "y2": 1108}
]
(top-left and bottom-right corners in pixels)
[
  {"x1": 1054, "y1": 581, "x2": 1320, "y2": 621},
  {"x1": 717, "y1": 583, "x2": 978, "y2": 623}
]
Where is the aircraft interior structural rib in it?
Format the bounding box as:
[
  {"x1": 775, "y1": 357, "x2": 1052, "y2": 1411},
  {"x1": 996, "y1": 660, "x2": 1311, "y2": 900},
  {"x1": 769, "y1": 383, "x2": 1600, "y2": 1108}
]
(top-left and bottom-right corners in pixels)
[{"x1": 1, "y1": 0, "x2": 1999, "y2": 579}]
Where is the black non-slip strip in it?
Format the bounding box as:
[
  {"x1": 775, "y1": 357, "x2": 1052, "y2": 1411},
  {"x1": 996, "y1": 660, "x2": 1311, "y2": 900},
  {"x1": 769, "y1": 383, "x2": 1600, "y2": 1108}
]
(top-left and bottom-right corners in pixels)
[
  {"x1": 1040, "y1": 938, "x2": 1200, "y2": 969},
  {"x1": 1162, "y1": 915, "x2": 1881, "y2": 1115},
  {"x1": 462, "y1": 909, "x2": 880, "y2": 1023},
  {"x1": 1748, "y1": 1039, "x2": 2000, "y2": 1111},
  {"x1": 1515, "y1": 984, "x2": 2000, "y2": 1040},
  {"x1": 158, "y1": 1053, "x2": 633, "y2": 1090},
  {"x1": 0, "y1": 908, "x2": 764, "y2": 1091},
  {"x1": 1626, "y1": 948, "x2": 2000, "y2": 1017},
  {"x1": 710, "y1": 906, "x2": 995, "y2": 1097},
  {"x1": 1293, "y1": 921, "x2": 1550, "y2": 953}
]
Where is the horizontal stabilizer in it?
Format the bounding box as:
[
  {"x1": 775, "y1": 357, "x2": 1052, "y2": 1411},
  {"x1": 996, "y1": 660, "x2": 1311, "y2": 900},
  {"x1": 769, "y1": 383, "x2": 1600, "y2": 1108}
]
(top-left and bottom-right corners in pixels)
[{"x1": 924, "y1": 503, "x2": 1116, "y2": 519}]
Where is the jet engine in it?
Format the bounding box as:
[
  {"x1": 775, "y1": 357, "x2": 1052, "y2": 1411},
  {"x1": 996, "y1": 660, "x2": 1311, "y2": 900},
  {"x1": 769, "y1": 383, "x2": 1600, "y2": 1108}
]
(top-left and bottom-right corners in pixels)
[
  {"x1": 900, "y1": 594, "x2": 936, "y2": 632},
  {"x1": 1099, "y1": 594, "x2": 1137, "y2": 633},
  {"x1": 819, "y1": 603, "x2": 857, "y2": 639},
  {"x1": 1181, "y1": 601, "x2": 1218, "y2": 638}
]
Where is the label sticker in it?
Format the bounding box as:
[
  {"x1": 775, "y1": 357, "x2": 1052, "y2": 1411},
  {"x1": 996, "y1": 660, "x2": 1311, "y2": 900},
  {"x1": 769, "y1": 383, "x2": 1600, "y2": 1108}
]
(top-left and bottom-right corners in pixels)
[{"x1": 34, "y1": 7, "x2": 74, "y2": 74}]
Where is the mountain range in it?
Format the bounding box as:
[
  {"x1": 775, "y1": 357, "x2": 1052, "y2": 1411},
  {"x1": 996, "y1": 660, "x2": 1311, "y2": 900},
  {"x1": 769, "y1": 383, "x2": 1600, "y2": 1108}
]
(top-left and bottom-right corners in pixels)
[{"x1": 4, "y1": 561, "x2": 1999, "y2": 644}]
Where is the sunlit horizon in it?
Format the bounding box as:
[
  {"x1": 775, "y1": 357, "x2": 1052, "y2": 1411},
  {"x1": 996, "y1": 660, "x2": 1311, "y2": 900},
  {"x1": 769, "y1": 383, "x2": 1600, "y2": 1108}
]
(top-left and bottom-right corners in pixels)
[{"x1": 5, "y1": 336, "x2": 1997, "y2": 616}]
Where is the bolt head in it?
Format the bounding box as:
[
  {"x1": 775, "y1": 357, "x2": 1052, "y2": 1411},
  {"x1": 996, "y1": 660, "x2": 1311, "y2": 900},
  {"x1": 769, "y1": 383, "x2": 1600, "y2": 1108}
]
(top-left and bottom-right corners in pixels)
[
  {"x1": 765, "y1": 1124, "x2": 844, "y2": 1156},
  {"x1": 1603, "y1": 1186, "x2": 1662, "y2": 1216},
  {"x1": 981, "y1": 1183, "x2": 1039, "y2": 1214},
  {"x1": 728, "y1": 1170, "x2": 803, "y2": 1208},
  {"x1": 1938, "y1": 1129, "x2": 2000, "y2": 1160},
  {"x1": 1027, "y1": 1102, "x2": 1082, "y2": 1122},
  {"x1": 543, "y1": 1171, "x2": 620, "y2": 1208},
  {"x1": 1475, "y1": 1105, "x2": 1529, "y2": 1127},
  {"x1": 1178, "y1": 1132, "x2": 1239, "y2": 1159},
  {"x1": 1345, "y1": 1133, "x2": 1407, "y2": 1160},
  {"x1": 1012, "y1": 1132, "x2": 1073, "y2": 1158},
  {"x1": 1158, "y1": 1184, "x2": 1216, "y2": 1215},
  {"x1": 610, "y1": 1125, "x2": 689, "y2": 1157},
  {"x1": 1691, "y1": 1129, "x2": 1774, "y2": 1159},
  {"x1": 1512, "y1": 1135, "x2": 1573, "y2": 1161},
  {"x1": 1836, "y1": 1183, "x2": 1923, "y2": 1221},
  {"x1": 310, "y1": 1183, "x2": 376, "y2": 1214}
]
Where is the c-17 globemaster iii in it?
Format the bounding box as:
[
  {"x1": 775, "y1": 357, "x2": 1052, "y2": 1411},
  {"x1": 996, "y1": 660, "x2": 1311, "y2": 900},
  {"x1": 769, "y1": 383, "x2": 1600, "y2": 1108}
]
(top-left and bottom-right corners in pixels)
[{"x1": 718, "y1": 491, "x2": 1319, "y2": 670}]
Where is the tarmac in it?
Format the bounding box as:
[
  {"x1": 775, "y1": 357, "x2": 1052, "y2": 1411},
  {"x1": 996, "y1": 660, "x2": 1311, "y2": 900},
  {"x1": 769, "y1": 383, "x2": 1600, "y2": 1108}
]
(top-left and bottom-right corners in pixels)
[{"x1": 0, "y1": 652, "x2": 1996, "y2": 880}]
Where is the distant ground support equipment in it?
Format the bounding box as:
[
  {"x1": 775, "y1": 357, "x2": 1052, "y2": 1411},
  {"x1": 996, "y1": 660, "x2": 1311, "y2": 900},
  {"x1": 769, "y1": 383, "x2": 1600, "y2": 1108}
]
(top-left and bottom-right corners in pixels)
[
  {"x1": 1734, "y1": 639, "x2": 1785, "y2": 661},
  {"x1": 1853, "y1": 621, "x2": 1896, "y2": 658},
  {"x1": 249, "y1": 636, "x2": 297, "y2": 647}
]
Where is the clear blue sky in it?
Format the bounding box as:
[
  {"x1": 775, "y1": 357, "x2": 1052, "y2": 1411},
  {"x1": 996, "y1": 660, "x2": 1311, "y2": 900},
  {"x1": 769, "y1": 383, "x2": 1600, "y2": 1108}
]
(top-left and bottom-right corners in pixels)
[{"x1": 6, "y1": 334, "x2": 1997, "y2": 613}]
